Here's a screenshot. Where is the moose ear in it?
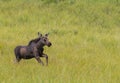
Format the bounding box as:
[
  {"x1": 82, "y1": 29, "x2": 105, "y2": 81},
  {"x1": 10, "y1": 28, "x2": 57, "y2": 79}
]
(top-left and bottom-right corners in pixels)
[
  {"x1": 38, "y1": 32, "x2": 42, "y2": 37},
  {"x1": 45, "y1": 33, "x2": 49, "y2": 37}
]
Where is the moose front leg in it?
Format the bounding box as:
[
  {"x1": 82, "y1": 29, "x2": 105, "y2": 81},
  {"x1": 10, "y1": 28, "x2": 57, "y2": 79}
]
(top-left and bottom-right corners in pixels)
[
  {"x1": 42, "y1": 53, "x2": 48, "y2": 66},
  {"x1": 34, "y1": 52, "x2": 44, "y2": 66},
  {"x1": 35, "y1": 56, "x2": 44, "y2": 66}
]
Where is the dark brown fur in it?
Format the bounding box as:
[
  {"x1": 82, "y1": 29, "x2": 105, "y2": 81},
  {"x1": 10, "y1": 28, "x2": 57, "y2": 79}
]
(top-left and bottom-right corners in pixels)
[{"x1": 14, "y1": 33, "x2": 52, "y2": 66}]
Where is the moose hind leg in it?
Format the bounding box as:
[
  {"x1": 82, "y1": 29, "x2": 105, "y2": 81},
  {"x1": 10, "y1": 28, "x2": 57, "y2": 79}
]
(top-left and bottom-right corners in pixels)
[
  {"x1": 14, "y1": 46, "x2": 21, "y2": 63},
  {"x1": 15, "y1": 56, "x2": 21, "y2": 63}
]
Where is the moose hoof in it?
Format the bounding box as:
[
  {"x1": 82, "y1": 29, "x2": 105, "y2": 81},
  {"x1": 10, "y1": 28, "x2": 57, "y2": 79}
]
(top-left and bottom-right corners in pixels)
[{"x1": 41, "y1": 63, "x2": 44, "y2": 66}]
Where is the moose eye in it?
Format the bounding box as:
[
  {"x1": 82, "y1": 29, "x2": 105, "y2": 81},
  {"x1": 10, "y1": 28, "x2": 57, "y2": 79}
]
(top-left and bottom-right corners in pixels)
[{"x1": 44, "y1": 39, "x2": 46, "y2": 41}]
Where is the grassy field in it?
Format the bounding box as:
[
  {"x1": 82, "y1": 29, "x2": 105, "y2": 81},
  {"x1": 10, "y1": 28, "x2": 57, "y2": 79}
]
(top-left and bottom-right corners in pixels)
[{"x1": 0, "y1": 0, "x2": 120, "y2": 83}]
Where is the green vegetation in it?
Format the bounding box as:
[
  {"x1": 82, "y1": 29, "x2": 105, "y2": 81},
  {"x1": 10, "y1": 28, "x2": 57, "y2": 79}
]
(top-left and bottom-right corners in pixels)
[{"x1": 0, "y1": 0, "x2": 120, "y2": 83}]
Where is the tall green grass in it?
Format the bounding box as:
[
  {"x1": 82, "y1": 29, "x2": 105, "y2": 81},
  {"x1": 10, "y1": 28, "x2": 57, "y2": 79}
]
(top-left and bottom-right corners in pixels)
[{"x1": 0, "y1": 0, "x2": 120, "y2": 83}]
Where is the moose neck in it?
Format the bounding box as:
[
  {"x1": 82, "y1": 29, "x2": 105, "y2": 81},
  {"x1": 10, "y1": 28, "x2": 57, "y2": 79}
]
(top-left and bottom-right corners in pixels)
[{"x1": 36, "y1": 41, "x2": 45, "y2": 49}]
